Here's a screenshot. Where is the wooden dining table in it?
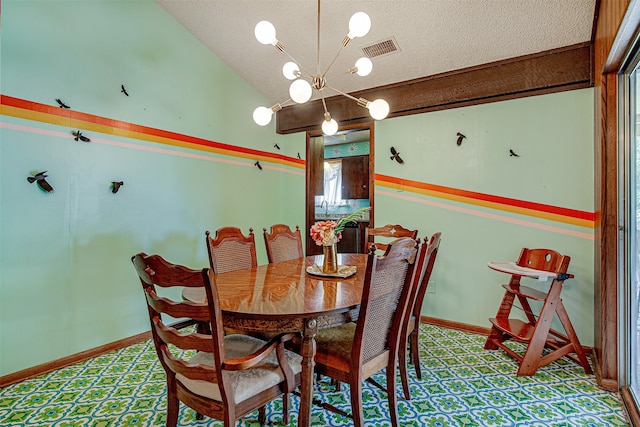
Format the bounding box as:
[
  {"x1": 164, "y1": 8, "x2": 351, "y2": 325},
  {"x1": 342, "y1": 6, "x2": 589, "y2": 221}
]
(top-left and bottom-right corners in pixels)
[{"x1": 181, "y1": 253, "x2": 368, "y2": 427}]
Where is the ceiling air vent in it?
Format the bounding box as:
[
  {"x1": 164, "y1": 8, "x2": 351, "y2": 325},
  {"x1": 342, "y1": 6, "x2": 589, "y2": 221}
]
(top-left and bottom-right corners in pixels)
[{"x1": 361, "y1": 37, "x2": 400, "y2": 59}]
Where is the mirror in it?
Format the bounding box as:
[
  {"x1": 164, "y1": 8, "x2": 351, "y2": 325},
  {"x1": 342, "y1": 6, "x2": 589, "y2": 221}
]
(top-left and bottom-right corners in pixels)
[{"x1": 305, "y1": 124, "x2": 374, "y2": 255}]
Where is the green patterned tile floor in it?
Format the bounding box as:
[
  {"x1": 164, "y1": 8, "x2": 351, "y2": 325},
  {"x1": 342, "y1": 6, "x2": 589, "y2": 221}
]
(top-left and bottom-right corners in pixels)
[{"x1": 0, "y1": 324, "x2": 630, "y2": 426}]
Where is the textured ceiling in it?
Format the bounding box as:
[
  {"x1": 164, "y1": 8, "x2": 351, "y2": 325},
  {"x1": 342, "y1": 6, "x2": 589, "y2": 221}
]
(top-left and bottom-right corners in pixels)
[{"x1": 157, "y1": 0, "x2": 596, "y2": 105}]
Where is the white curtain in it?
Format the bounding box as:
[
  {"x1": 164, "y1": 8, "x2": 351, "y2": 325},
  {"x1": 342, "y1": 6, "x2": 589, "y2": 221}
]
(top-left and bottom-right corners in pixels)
[{"x1": 323, "y1": 161, "x2": 342, "y2": 205}]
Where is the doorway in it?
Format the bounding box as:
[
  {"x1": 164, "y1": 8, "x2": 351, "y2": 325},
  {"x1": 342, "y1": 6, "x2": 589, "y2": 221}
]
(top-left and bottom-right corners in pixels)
[{"x1": 305, "y1": 123, "x2": 375, "y2": 255}]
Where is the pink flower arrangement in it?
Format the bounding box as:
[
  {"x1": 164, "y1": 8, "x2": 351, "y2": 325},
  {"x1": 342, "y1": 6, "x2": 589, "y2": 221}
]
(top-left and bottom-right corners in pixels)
[
  {"x1": 310, "y1": 221, "x2": 342, "y2": 246},
  {"x1": 310, "y1": 207, "x2": 370, "y2": 246}
]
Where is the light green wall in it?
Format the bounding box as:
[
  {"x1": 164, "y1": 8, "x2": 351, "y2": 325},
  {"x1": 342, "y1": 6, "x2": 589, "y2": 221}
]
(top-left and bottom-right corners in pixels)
[
  {"x1": 0, "y1": 0, "x2": 304, "y2": 375},
  {"x1": 0, "y1": 0, "x2": 595, "y2": 377},
  {"x1": 374, "y1": 89, "x2": 594, "y2": 344}
]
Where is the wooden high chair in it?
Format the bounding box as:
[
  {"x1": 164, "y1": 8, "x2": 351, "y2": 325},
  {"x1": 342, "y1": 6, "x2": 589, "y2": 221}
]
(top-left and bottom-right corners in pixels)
[{"x1": 484, "y1": 248, "x2": 592, "y2": 376}]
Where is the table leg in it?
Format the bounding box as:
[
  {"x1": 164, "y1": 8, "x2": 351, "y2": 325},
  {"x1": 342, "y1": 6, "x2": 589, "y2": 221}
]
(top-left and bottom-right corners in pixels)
[{"x1": 298, "y1": 318, "x2": 318, "y2": 427}]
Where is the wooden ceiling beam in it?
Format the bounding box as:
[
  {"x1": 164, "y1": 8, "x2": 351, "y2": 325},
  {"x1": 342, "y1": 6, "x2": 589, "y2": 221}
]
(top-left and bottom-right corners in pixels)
[{"x1": 276, "y1": 42, "x2": 592, "y2": 134}]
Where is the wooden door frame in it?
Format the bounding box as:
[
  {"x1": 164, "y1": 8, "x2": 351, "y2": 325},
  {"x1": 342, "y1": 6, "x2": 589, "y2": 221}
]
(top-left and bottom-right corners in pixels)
[
  {"x1": 596, "y1": 0, "x2": 640, "y2": 421},
  {"x1": 305, "y1": 122, "x2": 375, "y2": 255}
]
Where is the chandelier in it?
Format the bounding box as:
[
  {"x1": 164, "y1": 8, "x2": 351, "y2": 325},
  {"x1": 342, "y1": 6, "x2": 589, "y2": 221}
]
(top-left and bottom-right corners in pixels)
[{"x1": 252, "y1": 0, "x2": 389, "y2": 135}]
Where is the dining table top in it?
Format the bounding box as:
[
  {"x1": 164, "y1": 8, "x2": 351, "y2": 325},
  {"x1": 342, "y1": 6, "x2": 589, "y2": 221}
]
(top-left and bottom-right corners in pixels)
[{"x1": 181, "y1": 253, "x2": 369, "y2": 319}]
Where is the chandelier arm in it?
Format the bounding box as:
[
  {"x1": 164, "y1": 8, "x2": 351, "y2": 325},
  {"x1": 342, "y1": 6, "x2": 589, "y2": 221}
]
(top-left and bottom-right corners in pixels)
[
  {"x1": 320, "y1": 91, "x2": 329, "y2": 114},
  {"x1": 321, "y1": 45, "x2": 347, "y2": 78},
  {"x1": 324, "y1": 84, "x2": 361, "y2": 103},
  {"x1": 279, "y1": 49, "x2": 314, "y2": 78},
  {"x1": 265, "y1": 98, "x2": 293, "y2": 114},
  {"x1": 324, "y1": 70, "x2": 352, "y2": 79},
  {"x1": 278, "y1": 98, "x2": 293, "y2": 108}
]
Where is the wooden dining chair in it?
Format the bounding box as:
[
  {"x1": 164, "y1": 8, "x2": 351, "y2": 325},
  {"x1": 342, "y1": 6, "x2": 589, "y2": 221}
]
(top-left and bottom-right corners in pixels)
[
  {"x1": 263, "y1": 224, "x2": 304, "y2": 263},
  {"x1": 398, "y1": 232, "x2": 441, "y2": 400},
  {"x1": 364, "y1": 223, "x2": 418, "y2": 252},
  {"x1": 205, "y1": 226, "x2": 258, "y2": 274},
  {"x1": 312, "y1": 237, "x2": 419, "y2": 427},
  {"x1": 131, "y1": 252, "x2": 302, "y2": 427}
]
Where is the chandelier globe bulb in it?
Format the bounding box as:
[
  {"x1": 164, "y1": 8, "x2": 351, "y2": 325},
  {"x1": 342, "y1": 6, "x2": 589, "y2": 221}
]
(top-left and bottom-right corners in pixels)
[
  {"x1": 282, "y1": 62, "x2": 300, "y2": 80},
  {"x1": 322, "y1": 117, "x2": 338, "y2": 136},
  {"x1": 253, "y1": 106, "x2": 273, "y2": 126},
  {"x1": 289, "y1": 79, "x2": 312, "y2": 104},
  {"x1": 354, "y1": 57, "x2": 373, "y2": 76},
  {"x1": 348, "y1": 12, "x2": 371, "y2": 38},
  {"x1": 368, "y1": 99, "x2": 389, "y2": 120},
  {"x1": 255, "y1": 21, "x2": 277, "y2": 45}
]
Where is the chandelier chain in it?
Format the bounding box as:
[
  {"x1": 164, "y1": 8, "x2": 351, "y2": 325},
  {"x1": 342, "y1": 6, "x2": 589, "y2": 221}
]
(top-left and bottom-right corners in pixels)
[{"x1": 317, "y1": 0, "x2": 321, "y2": 75}]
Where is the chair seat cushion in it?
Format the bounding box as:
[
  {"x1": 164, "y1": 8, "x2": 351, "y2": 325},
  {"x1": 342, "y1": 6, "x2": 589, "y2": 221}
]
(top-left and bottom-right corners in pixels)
[
  {"x1": 176, "y1": 334, "x2": 302, "y2": 404},
  {"x1": 314, "y1": 322, "x2": 356, "y2": 372}
]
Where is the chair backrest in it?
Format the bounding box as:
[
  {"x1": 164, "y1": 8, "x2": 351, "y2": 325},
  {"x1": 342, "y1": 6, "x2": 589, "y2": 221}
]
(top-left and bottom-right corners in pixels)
[
  {"x1": 516, "y1": 247, "x2": 569, "y2": 274},
  {"x1": 364, "y1": 224, "x2": 418, "y2": 252},
  {"x1": 205, "y1": 227, "x2": 258, "y2": 274},
  {"x1": 406, "y1": 232, "x2": 442, "y2": 324},
  {"x1": 131, "y1": 253, "x2": 227, "y2": 397},
  {"x1": 352, "y1": 237, "x2": 419, "y2": 366},
  {"x1": 263, "y1": 224, "x2": 304, "y2": 263}
]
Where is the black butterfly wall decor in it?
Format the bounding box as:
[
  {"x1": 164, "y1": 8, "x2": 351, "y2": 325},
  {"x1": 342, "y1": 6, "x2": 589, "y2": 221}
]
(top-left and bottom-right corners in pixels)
[
  {"x1": 456, "y1": 132, "x2": 466, "y2": 146},
  {"x1": 121, "y1": 85, "x2": 129, "y2": 96},
  {"x1": 255, "y1": 161, "x2": 262, "y2": 170},
  {"x1": 27, "y1": 171, "x2": 54, "y2": 193},
  {"x1": 72, "y1": 130, "x2": 91, "y2": 142},
  {"x1": 55, "y1": 98, "x2": 70, "y2": 109},
  {"x1": 509, "y1": 149, "x2": 520, "y2": 157},
  {"x1": 274, "y1": 143, "x2": 280, "y2": 150},
  {"x1": 111, "y1": 181, "x2": 124, "y2": 193},
  {"x1": 390, "y1": 147, "x2": 404, "y2": 164}
]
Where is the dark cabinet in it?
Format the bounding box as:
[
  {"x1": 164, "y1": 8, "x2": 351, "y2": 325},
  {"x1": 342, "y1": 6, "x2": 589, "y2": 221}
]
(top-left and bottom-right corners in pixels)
[
  {"x1": 337, "y1": 221, "x2": 359, "y2": 253},
  {"x1": 337, "y1": 221, "x2": 369, "y2": 253},
  {"x1": 341, "y1": 156, "x2": 369, "y2": 199}
]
